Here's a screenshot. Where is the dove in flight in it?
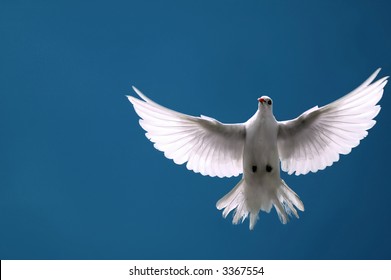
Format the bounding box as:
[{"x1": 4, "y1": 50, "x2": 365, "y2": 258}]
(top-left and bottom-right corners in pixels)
[{"x1": 127, "y1": 69, "x2": 388, "y2": 230}]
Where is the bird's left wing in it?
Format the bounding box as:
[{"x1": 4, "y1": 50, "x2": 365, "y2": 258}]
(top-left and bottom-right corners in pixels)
[
  {"x1": 128, "y1": 87, "x2": 246, "y2": 178},
  {"x1": 277, "y1": 68, "x2": 388, "y2": 175}
]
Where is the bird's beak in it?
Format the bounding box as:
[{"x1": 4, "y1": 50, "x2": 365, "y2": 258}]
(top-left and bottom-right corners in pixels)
[{"x1": 258, "y1": 98, "x2": 265, "y2": 104}]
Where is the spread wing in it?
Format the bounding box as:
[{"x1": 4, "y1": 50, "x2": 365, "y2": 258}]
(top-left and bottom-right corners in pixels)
[
  {"x1": 128, "y1": 86, "x2": 246, "y2": 178},
  {"x1": 277, "y1": 68, "x2": 388, "y2": 175}
]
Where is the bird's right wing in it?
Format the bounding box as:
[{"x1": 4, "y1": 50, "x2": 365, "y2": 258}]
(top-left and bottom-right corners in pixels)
[{"x1": 127, "y1": 87, "x2": 246, "y2": 178}]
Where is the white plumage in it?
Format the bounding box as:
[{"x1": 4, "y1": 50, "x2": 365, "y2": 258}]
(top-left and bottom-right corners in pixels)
[{"x1": 127, "y1": 69, "x2": 387, "y2": 229}]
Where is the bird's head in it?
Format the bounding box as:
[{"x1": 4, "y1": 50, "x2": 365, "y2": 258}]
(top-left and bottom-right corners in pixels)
[{"x1": 258, "y1": 96, "x2": 273, "y2": 112}]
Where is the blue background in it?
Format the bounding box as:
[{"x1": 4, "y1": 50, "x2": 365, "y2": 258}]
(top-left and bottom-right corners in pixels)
[{"x1": 1, "y1": 0, "x2": 390, "y2": 259}]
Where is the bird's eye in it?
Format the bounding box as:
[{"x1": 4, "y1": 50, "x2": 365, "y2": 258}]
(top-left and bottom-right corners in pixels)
[{"x1": 268, "y1": 100, "x2": 272, "y2": 105}]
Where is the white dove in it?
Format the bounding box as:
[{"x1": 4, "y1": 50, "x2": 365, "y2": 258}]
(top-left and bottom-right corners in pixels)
[{"x1": 127, "y1": 69, "x2": 388, "y2": 230}]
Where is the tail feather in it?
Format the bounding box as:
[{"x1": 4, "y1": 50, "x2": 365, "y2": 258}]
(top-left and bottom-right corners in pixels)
[
  {"x1": 216, "y1": 178, "x2": 246, "y2": 218},
  {"x1": 249, "y1": 213, "x2": 258, "y2": 230},
  {"x1": 216, "y1": 178, "x2": 251, "y2": 226},
  {"x1": 281, "y1": 179, "x2": 305, "y2": 211},
  {"x1": 274, "y1": 179, "x2": 305, "y2": 223},
  {"x1": 216, "y1": 178, "x2": 304, "y2": 229}
]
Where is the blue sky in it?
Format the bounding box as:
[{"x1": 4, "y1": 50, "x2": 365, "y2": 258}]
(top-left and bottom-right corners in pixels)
[{"x1": 1, "y1": 0, "x2": 391, "y2": 259}]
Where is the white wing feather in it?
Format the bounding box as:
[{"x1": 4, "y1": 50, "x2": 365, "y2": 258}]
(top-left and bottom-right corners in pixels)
[
  {"x1": 277, "y1": 68, "x2": 388, "y2": 175},
  {"x1": 128, "y1": 86, "x2": 246, "y2": 178}
]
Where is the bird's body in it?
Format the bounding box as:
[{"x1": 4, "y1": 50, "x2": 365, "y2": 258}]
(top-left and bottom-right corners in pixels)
[
  {"x1": 244, "y1": 103, "x2": 279, "y2": 181},
  {"x1": 127, "y1": 69, "x2": 387, "y2": 229},
  {"x1": 217, "y1": 97, "x2": 303, "y2": 229},
  {"x1": 243, "y1": 102, "x2": 281, "y2": 213}
]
